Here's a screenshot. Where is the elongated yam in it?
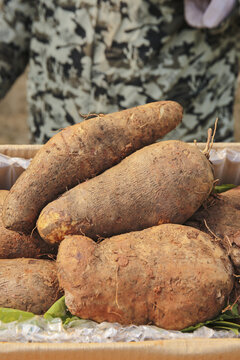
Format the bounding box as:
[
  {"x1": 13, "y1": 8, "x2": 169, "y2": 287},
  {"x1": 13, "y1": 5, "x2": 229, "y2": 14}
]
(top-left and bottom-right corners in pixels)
[
  {"x1": 0, "y1": 190, "x2": 56, "y2": 259},
  {"x1": 0, "y1": 258, "x2": 62, "y2": 314},
  {"x1": 38, "y1": 140, "x2": 214, "y2": 245},
  {"x1": 57, "y1": 224, "x2": 233, "y2": 330},
  {"x1": 3, "y1": 101, "x2": 183, "y2": 233}
]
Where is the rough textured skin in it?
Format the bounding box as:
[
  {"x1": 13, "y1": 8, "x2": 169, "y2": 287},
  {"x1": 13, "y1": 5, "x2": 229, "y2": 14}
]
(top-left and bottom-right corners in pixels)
[
  {"x1": 186, "y1": 187, "x2": 240, "y2": 241},
  {"x1": 57, "y1": 224, "x2": 234, "y2": 330},
  {"x1": 0, "y1": 191, "x2": 56, "y2": 259},
  {"x1": 230, "y1": 245, "x2": 240, "y2": 274},
  {"x1": 230, "y1": 278, "x2": 240, "y2": 316},
  {"x1": 37, "y1": 140, "x2": 214, "y2": 245},
  {"x1": 185, "y1": 186, "x2": 240, "y2": 270},
  {"x1": 0, "y1": 258, "x2": 62, "y2": 314},
  {"x1": 3, "y1": 101, "x2": 183, "y2": 234},
  {"x1": 0, "y1": 191, "x2": 9, "y2": 205}
]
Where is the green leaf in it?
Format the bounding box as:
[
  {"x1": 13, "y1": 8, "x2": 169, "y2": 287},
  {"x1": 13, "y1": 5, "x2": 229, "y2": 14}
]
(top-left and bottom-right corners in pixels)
[
  {"x1": 0, "y1": 308, "x2": 35, "y2": 323},
  {"x1": 63, "y1": 316, "x2": 83, "y2": 326},
  {"x1": 182, "y1": 304, "x2": 240, "y2": 333},
  {"x1": 212, "y1": 320, "x2": 240, "y2": 329},
  {"x1": 44, "y1": 296, "x2": 71, "y2": 321},
  {"x1": 43, "y1": 296, "x2": 81, "y2": 325},
  {"x1": 211, "y1": 326, "x2": 239, "y2": 335},
  {"x1": 213, "y1": 184, "x2": 236, "y2": 193}
]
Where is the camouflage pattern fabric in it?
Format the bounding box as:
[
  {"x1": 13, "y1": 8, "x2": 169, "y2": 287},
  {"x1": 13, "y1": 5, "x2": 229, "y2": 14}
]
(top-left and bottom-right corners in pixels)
[{"x1": 0, "y1": 0, "x2": 239, "y2": 144}]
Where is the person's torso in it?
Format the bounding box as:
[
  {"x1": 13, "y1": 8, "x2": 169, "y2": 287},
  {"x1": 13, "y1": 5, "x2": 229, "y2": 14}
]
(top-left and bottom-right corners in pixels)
[{"x1": 28, "y1": 0, "x2": 239, "y2": 143}]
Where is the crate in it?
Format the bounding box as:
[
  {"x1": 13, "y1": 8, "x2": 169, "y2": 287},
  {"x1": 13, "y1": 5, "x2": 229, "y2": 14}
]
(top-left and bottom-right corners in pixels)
[{"x1": 0, "y1": 143, "x2": 240, "y2": 360}]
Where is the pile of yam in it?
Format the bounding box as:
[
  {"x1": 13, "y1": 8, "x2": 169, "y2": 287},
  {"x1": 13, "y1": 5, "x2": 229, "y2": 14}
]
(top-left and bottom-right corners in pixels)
[{"x1": 1, "y1": 100, "x2": 239, "y2": 329}]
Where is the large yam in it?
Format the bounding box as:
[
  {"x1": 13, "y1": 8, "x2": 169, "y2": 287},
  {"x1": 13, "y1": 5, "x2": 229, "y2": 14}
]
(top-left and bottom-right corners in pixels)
[
  {"x1": 37, "y1": 140, "x2": 214, "y2": 245},
  {"x1": 57, "y1": 224, "x2": 234, "y2": 330},
  {"x1": 0, "y1": 258, "x2": 62, "y2": 314},
  {"x1": 3, "y1": 101, "x2": 183, "y2": 233},
  {"x1": 0, "y1": 190, "x2": 56, "y2": 259}
]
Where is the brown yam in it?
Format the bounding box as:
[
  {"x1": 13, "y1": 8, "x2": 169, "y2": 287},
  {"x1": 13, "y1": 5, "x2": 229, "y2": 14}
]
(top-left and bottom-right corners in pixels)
[
  {"x1": 57, "y1": 224, "x2": 233, "y2": 330},
  {"x1": 0, "y1": 190, "x2": 8, "y2": 206},
  {"x1": 3, "y1": 101, "x2": 183, "y2": 233},
  {"x1": 185, "y1": 186, "x2": 240, "y2": 270},
  {"x1": 186, "y1": 186, "x2": 240, "y2": 242},
  {"x1": 37, "y1": 140, "x2": 214, "y2": 245},
  {"x1": 0, "y1": 258, "x2": 62, "y2": 314},
  {"x1": 0, "y1": 190, "x2": 56, "y2": 259}
]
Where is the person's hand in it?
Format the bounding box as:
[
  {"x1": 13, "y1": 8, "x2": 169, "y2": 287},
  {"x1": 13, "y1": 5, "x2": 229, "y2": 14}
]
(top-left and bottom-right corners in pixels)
[{"x1": 184, "y1": 0, "x2": 236, "y2": 28}]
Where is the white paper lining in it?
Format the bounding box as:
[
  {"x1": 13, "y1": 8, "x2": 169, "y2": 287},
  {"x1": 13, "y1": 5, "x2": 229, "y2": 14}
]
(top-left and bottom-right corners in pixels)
[{"x1": 0, "y1": 153, "x2": 31, "y2": 190}]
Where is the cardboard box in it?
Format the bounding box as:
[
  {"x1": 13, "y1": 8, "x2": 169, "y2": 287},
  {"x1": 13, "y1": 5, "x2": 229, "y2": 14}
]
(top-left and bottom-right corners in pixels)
[
  {"x1": 0, "y1": 338, "x2": 240, "y2": 360},
  {"x1": 0, "y1": 143, "x2": 240, "y2": 360}
]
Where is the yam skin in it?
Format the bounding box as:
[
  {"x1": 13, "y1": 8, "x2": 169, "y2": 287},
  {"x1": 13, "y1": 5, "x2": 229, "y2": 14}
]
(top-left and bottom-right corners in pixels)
[
  {"x1": 185, "y1": 186, "x2": 240, "y2": 271},
  {"x1": 186, "y1": 186, "x2": 240, "y2": 242},
  {"x1": 230, "y1": 278, "x2": 240, "y2": 316},
  {"x1": 37, "y1": 140, "x2": 214, "y2": 245},
  {"x1": 0, "y1": 190, "x2": 56, "y2": 259},
  {"x1": 0, "y1": 258, "x2": 63, "y2": 314},
  {"x1": 57, "y1": 224, "x2": 234, "y2": 330},
  {"x1": 2, "y1": 101, "x2": 183, "y2": 233}
]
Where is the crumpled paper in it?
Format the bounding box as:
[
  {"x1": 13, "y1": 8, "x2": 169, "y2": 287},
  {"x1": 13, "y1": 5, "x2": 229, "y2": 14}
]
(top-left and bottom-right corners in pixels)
[
  {"x1": 210, "y1": 148, "x2": 240, "y2": 185},
  {"x1": 0, "y1": 153, "x2": 31, "y2": 190},
  {"x1": 0, "y1": 317, "x2": 238, "y2": 343}
]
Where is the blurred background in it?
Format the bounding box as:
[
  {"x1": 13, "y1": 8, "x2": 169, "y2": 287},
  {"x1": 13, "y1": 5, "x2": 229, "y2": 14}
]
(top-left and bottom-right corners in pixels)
[
  {"x1": 0, "y1": 70, "x2": 29, "y2": 144},
  {"x1": 0, "y1": 70, "x2": 239, "y2": 144}
]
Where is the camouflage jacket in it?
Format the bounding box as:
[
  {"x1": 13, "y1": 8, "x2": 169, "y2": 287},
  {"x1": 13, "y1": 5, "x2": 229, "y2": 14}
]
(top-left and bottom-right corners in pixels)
[{"x1": 0, "y1": 0, "x2": 239, "y2": 144}]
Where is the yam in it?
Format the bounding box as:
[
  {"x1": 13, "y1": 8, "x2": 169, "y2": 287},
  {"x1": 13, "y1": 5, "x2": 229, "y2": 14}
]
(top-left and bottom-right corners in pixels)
[
  {"x1": 3, "y1": 101, "x2": 183, "y2": 233},
  {"x1": 57, "y1": 224, "x2": 234, "y2": 330},
  {"x1": 37, "y1": 140, "x2": 214, "y2": 245},
  {"x1": 0, "y1": 190, "x2": 56, "y2": 259},
  {"x1": 186, "y1": 186, "x2": 240, "y2": 242},
  {"x1": 0, "y1": 258, "x2": 62, "y2": 314},
  {"x1": 185, "y1": 186, "x2": 240, "y2": 270}
]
